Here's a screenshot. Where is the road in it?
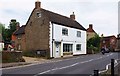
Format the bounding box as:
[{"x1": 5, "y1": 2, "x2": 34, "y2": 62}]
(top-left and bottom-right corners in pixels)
[{"x1": 1, "y1": 52, "x2": 119, "y2": 76}]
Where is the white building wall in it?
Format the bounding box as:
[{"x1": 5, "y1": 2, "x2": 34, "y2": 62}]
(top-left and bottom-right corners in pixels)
[
  {"x1": 0, "y1": 43, "x2": 4, "y2": 51},
  {"x1": 49, "y1": 22, "x2": 86, "y2": 57}
]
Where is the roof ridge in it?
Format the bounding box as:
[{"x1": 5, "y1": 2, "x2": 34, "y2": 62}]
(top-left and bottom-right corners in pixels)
[{"x1": 41, "y1": 8, "x2": 72, "y2": 20}]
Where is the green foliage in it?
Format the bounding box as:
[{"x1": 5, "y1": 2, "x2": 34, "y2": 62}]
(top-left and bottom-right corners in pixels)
[
  {"x1": 0, "y1": 23, "x2": 5, "y2": 41},
  {"x1": 0, "y1": 23, "x2": 5, "y2": 34},
  {"x1": 1, "y1": 19, "x2": 19, "y2": 42},
  {"x1": 87, "y1": 34, "x2": 101, "y2": 53}
]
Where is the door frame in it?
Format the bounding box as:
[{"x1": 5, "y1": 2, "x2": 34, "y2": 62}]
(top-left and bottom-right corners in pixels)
[{"x1": 54, "y1": 42, "x2": 61, "y2": 58}]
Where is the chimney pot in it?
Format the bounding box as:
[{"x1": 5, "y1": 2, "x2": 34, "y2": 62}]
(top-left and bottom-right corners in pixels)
[
  {"x1": 89, "y1": 24, "x2": 93, "y2": 29},
  {"x1": 70, "y1": 12, "x2": 75, "y2": 20}
]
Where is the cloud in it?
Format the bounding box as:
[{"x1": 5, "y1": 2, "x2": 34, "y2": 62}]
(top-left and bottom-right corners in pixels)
[{"x1": 0, "y1": 0, "x2": 118, "y2": 36}]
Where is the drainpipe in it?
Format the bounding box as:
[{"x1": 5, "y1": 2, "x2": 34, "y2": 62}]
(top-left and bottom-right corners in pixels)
[{"x1": 51, "y1": 22, "x2": 54, "y2": 58}]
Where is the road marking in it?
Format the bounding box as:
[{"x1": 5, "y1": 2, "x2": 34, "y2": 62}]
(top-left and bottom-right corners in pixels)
[
  {"x1": 34, "y1": 62, "x2": 80, "y2": 76},
  {"x1": 34, "y1": 70, "x2": 51, "y2": 75},
  {"x1": 35, "y1": 58, "x2": 96, "y2": 75},
  {"x1": 89, "y1": 59, "x2": 94, "y2": 62},
  {"x1": 2, "y1": 56, "x2": 83, "y2": 70},
  {"x1": 35, "y1": 53, "x2": 115, "y2": 75},
  {"x1": 3, "y1": 53, "x2": 115, "y2": 75},
  {"x1": 99, "y1": 59, "x2": 119, "y2": 73}
]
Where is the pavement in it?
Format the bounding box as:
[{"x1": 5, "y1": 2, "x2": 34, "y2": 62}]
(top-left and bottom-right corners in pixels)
[
  {"x1": 1, "y1": 55, "x2": 75, "y2": 68},
  {"x1": 115, "y1": 60, "x2": 120, "y2": 76}
]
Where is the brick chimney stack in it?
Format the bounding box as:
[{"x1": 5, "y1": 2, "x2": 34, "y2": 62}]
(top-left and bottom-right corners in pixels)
[
  {"x1": 70, "y1": 12, "x2": 75, "y2": 20},
  {"x1": 89, "y1": 24, "x2": 93, "y2": 29},
  {"x1": 35, "y1": 0, "x2": 41, "y2": 9}
]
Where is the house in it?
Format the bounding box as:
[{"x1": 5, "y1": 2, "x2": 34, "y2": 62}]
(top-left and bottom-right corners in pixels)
[
  {"x1": 116, "y1": 34, "x2": 120, "y2": 51},
  {"x1": 13, "y1": 25, "x2": 25, "y2": 51},
  {"x1": 0, "y1": 33, "x2": 4, "y2": 51},
  {"x1": 13, "y1": 1, "x2": 87, "y2": 58},
  {"x1": 87, "y1": 24, "x2": 97, "y2": 40},
  {"x1": 100, "y1": 35, "x2": 117, "y2": 51},
  {"x1": 11, "y1": 22, "x2": 20, "y2": 49}
]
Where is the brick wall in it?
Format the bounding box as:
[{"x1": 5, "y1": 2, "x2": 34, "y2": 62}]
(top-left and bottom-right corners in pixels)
[
  {"x1": 87, "y1": 32, "x2": 96, "y2": 40},
  {"x1": 15, "y1": 34, "x2": 26, "y2": 51}
]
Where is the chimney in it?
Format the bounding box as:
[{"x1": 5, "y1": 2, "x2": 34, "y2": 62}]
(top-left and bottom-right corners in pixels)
[
  {"x1": 35, "y1": 0, "x2": 41, "y2": 9},
  {"x1": 89, "y1": 24, "x2": 93, "y2": 29},
  {"x1": 70, "y1": 12, "x2": 75, "y2": 20},
  {"x1": 101, "y1": 34, "x2": 104, "y2": 37}
]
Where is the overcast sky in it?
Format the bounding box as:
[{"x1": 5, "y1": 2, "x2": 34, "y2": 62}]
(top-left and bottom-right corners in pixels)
[{"x1": 0, "y1": 0, "x2": 119, "y2": 36}]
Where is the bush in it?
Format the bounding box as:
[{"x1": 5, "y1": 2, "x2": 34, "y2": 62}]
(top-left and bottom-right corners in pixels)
[{"x1": 87, "y1": 34, "x2": 100, "y2": 54}]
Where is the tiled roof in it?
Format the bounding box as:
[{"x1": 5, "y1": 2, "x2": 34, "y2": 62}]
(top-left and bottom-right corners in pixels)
[
  {"x1": 14, "y1": 25, "x2": 25, "y2": 35},
  {"x1": 14, "y1": 8, "x2": 86, "y2": 35},
  {"x1": 102, "y1": 35, "x2": 116, "y2": 40},
  {"x1": 41, "y1": 9, "x2": 86, "y2": 31}
]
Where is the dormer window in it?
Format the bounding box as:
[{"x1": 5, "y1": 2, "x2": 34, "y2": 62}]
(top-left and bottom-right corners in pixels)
[
  {"x1": 62, "y1": 28, "x2": 68, "y2": 36},
  {"x1": 36, "y1": 12, "x2": 41, "y2": 18}
]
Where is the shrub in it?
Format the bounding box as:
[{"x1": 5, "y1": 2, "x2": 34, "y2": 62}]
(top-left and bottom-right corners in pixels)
[{"x1": 87, "y1": 34, "x2": 100, "y2": 54}]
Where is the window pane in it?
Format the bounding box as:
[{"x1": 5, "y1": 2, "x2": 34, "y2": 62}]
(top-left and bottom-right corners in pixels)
[
  {"x1": 63, "y1": 44, "x2": 73, "y2": 52},
  {"x1": 76, "y1": 44, "x2": 81, "y2": 51},
  {"x1": 62, "y1": 28, "x2": 68, "y2": 36},
  {"x1": 77, "y1": 31, "x2": 81, "y2": 37}
]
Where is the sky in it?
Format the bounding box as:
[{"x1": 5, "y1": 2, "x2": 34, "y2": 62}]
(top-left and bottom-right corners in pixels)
[{"x1": 0, "y1": 0, "x2": 119, "y2": 36}]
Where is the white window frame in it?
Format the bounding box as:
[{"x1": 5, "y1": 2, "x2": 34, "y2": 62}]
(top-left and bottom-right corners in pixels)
[
  {"x1": 63, "y1": 44, "x2": 73, "y2": 52},
  {"x1": 62, "y1": 28, "x2": 68, "y2": 36},
  {"x1": 76, "y1": 44, "x2": 81, "y2": 51},
  {"x1": 77, "y1": 31, "x2": 81, "y2": 37}
]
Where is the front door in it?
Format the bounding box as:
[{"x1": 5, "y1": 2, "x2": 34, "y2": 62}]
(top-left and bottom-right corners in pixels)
[{"x1": 55, "y1": 42, "x2": 60, "y2": 58}]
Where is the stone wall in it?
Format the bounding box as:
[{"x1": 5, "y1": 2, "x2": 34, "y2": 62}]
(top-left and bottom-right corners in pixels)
[
  {"x1": 25, "y1": 9, "x2": 50, "y2": 56},
  {"x1": 1, "y1": 51, "x2": 24, "y2": 63}
]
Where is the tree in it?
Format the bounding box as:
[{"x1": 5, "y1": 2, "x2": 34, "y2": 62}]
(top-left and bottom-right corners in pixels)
[
  {"x1": 0, "y1": 23, "x2": 5, "y2": 41},
  {"x1": 9, "y1": 19, "x2": 18, "y2": 33},
  {"x1": 6, "y1": 19, "x2": 19, "y2": 42},
  {"x1": 0, "y1": 19, "x2": 19, "y2": 42},
  {"x1": 87, "y1": 34, "x2": 101, "y2": 53}
]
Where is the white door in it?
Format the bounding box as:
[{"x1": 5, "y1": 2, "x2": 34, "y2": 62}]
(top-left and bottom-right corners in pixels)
[{"x1": 55, "y1": 43, "x2": 60, "y2": 58}]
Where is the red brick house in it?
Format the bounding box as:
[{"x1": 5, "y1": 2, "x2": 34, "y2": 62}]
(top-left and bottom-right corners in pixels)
[
  {"x1": 86, "y1": 24, "x2": 97, "y2": 40},
  {"x1": 116, "y1": 34, "x2": 120, "y2": 51},
  {"x1": 100, "y1": 35, "x2": 117, "y2": 51}
]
